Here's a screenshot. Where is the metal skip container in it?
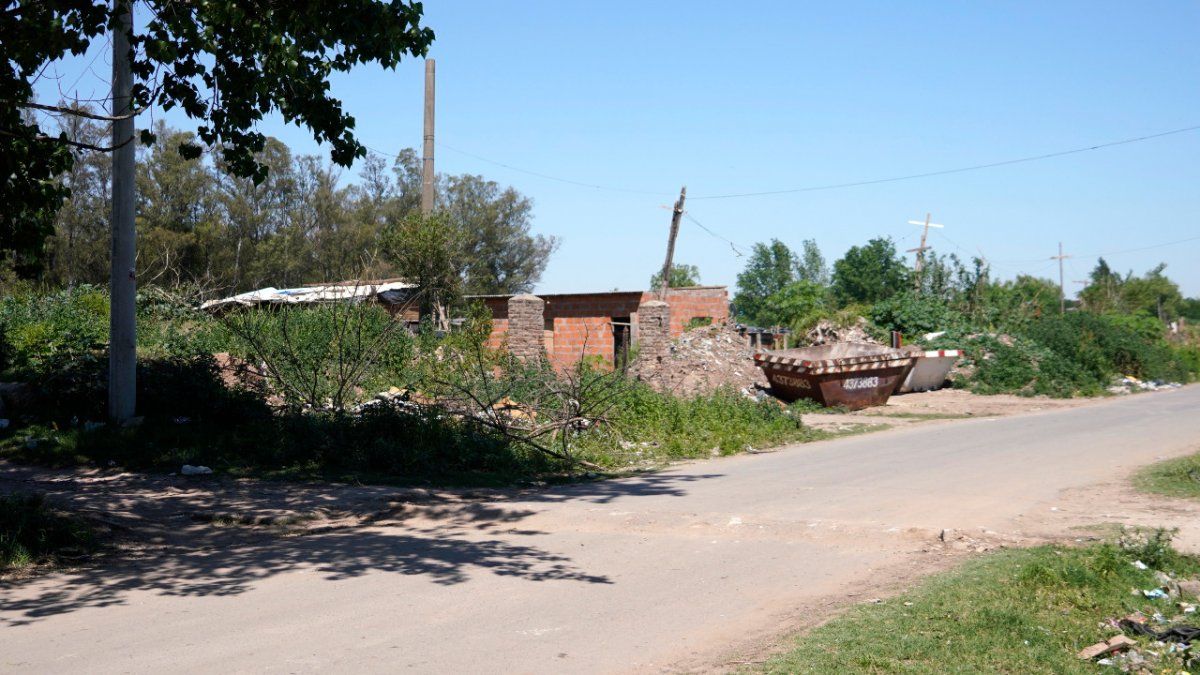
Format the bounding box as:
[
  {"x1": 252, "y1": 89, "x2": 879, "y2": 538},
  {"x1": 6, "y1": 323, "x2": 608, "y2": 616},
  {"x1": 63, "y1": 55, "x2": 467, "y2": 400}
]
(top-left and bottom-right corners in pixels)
[
  {"x1": 753, "y1": 343, "x2": 917, "y2": 410},
  {"x1": 898, "y1": 349, "x2": 962, "y2": 393}
]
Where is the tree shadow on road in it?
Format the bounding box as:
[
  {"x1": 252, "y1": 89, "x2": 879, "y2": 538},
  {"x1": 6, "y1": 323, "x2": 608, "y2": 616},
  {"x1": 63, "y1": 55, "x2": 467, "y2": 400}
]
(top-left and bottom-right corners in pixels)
[{"x1": 0, "y1": 468, "x2": 720, "y2": 626}]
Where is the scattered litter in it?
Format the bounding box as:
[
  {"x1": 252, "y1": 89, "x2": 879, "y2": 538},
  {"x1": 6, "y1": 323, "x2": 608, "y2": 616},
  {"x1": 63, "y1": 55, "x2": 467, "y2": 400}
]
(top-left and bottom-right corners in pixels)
[
  {"x1": 1108, "y1": 375, "x2": 1184, "y2": 395},
  {"x1": 727, "y1": 516, "x2": 743, "y2": 527},
  {"x1": 180, "y1": 464, "x2": 213, "y2": 476},
  {"x1": 172, "y1": 416, "x2": 191, "y2": 424},
  {"x1": 83, "y1": 420, "x2": 106, "y2": 431},
  {"x1": 1143, "y1": 588, "x2": 1169, "y2": 599},
  {"x1": 1132, "y1": 560, "x2": 1149, "y2": 570}
]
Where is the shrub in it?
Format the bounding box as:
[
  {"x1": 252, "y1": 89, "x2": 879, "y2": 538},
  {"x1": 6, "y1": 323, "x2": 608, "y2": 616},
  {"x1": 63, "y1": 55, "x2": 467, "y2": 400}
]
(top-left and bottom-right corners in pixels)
[
  {"x1": 0, "y1": 285, "x2": 108, "y2": 372},
  {"x1": 870, "y1": 291, "x2": 964, "y2": 338},
  {"x1": 223, "y1": 303, "x2": 415, "y2": 411}
]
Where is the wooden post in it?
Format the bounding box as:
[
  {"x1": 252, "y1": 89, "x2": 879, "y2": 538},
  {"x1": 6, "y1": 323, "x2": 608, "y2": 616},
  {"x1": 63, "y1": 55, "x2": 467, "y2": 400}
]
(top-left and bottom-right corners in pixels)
[
  {"x1": 421, "y1": 59, "x2": 436, "y2": 215},
  {"x1": 658, "y1": 186, "x2": 686, "y2": 300},
  {"x1": 906, "y1": 213, "x2": 943, "y2": 291},
  {"x1": 109, "y1": 1, "x2": 136, "y2": 423},
  {"x1": 1050, "y1": 242, "x2": 1070, "y2": 315}
]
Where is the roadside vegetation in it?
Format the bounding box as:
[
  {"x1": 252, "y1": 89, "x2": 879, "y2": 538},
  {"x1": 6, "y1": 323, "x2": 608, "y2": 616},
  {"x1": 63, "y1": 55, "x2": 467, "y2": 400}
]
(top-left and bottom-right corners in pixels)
[
  {"x1": 0, "y1": 286, "x2": 814, "y2": 485},
  {"x1": 764, "y1": 530, "x2": 1200, "y2": 673},
  {"x1": 1134, "y1": 452, "x2": 1200, "y2": 500},
  {"x1": 731, "y1": 237, "x2": 1200, "y2": 398},
  {"x1": 0, "y1": 493, "x2": 95, "y2": 572}
]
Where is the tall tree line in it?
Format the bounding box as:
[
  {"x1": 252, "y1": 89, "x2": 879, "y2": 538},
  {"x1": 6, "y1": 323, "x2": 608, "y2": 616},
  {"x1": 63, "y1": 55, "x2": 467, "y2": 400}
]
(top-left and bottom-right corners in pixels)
[{"x1": 35, "y1": 118, "x2": 558, "y2": 297}]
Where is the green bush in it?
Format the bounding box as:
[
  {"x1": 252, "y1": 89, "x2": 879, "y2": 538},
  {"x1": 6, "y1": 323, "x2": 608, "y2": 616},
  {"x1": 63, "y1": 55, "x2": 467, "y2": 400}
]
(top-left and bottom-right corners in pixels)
[
  {"x1": 223, "y1": 303, "x2": 416, "y2": 410},
  {"x1": 870, "y1": 291, "x2": 964, "y2": 337},
  {"x1": 0, "y1": 285, "x2": 109, "y2": 372},
  {"x1": 578, "y1": 384, "x2": 813, "y2": 461}
]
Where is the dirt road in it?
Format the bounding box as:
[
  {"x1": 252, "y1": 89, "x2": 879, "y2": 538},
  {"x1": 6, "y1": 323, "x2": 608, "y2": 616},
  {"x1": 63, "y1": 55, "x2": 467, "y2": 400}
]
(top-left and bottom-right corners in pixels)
[{"x1": 4, "y1": 387, "x2": 1200, "y2": 673}]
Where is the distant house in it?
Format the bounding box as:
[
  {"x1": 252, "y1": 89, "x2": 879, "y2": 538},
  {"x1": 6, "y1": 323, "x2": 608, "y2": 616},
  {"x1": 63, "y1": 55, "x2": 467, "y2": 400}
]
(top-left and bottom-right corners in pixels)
[
  {"x1": 203, "y1": 279, "x2": 730, "y2": 368},
  {"x1": 468, "y1": 286, "x2": 730, "y2": 368}
]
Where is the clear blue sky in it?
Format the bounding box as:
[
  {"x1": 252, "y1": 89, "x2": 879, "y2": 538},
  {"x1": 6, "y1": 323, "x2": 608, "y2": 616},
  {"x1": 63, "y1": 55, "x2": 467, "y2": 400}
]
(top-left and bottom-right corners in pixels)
[{"x1": 39, "y1": 1, "x2": 1200, "y2": 295}]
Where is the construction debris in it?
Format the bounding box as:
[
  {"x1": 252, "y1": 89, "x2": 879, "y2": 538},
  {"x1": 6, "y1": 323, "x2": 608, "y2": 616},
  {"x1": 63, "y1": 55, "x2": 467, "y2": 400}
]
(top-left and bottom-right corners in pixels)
[
  {"x1": 630, "y1": 325, "x2": 767, "y2": 398},
  {"x1": 1077, "y1": 634, "x2": 1136, "y2": 660},
  {"x1": 805, "y1": 318, "x2": 880, "y2": 346}
]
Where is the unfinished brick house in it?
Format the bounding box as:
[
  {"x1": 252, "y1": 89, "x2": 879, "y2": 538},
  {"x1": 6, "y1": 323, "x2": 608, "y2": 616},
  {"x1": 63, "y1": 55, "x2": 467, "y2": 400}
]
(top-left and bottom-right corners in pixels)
[{"x1": 470, "y1": 286, "x2": 730, "y2": 368}]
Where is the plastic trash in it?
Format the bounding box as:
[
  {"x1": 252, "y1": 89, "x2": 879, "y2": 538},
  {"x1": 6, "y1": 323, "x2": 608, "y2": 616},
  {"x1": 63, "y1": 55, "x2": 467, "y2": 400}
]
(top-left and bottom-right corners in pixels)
[
  {"x1": 1132, "y1": 560, "x2": 1149, "y2": 570},
  {"x1": 1142, "y1": 588, "x2": 1169, "y2": 599},
  {"x1": 180, "y1": 464, "x2": 213, "y2": 476}
]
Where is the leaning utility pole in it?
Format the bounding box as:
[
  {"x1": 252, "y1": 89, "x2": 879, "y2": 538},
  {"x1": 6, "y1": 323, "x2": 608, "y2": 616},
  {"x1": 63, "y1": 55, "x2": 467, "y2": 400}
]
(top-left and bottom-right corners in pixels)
[
  {"x1": 658, "y1": 186, "x2": 687, "y2": 300},
  {"x1": 420, "y1": 59, "x2": 436, "y2": 215},
  {"x1": 1050, "y1": 242, "x2": 1071, "y2": 315},
  {"x1": 109, "y1": 1, "x2": 136, "y2": 423},
  {"x1": 906, "y1": 213, "x2": 943, "y2": 291}
]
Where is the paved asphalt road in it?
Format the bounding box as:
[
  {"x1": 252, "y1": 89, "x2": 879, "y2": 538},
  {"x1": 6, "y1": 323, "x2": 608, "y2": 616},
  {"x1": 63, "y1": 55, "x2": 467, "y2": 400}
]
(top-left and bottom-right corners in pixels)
[{"x1": 4, "y1": 386, "x2": 1200, "y2": 673}]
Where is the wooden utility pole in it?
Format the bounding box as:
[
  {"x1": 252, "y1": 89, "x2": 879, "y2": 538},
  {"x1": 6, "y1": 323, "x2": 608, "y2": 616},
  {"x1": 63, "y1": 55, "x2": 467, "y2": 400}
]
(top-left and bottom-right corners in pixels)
[
  {"x1": 1050, "y1": 242, "x2": 1071, "y2": 315},
  {"x1": 658, "y1": 186, "x2": 687, "y2": 300},
  {"x1": 109, "y1": 1, "x2": 136, "y2": 423},
  {"x1": 420, "y1": 59, "x2": 436, "y2": 215},
  {"x1": 906, "y1": 213, "x2": 943, "y2": 291}
]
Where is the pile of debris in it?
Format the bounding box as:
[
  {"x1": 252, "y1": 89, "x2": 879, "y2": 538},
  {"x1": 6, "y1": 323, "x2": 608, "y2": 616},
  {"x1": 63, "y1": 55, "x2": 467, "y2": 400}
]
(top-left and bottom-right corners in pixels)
[
  {"x1": 806, "y1": 318, "x2": 880, "y2": 346},
  {"x1": 1077, "y1": 563, "x2": 1200, "y2": 671},
  {"x1": 1108, "y1": 375, "x2": 1184, "y2": 396},
  {"x1": 631, "y1": 325, "x2": 767, "y2": 398}
]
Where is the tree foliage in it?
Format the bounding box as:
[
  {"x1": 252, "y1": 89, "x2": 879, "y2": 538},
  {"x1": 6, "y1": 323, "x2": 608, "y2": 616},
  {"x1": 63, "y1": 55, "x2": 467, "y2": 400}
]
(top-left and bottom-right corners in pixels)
[
  {"x1": 2, "y1": 0, "x2": 434, "y2": 274},
  {"x1": 830, "y1": 237, "x2": 911, "y2": 306},
  {"x1": 649, "y1": 263, "x2": 701, "y2": 291}
]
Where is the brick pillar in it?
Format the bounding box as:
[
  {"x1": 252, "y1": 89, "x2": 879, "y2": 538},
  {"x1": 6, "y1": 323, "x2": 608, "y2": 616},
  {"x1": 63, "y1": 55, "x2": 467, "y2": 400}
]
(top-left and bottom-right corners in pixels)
[
  {"x1": 507, "y1": 294, "x2": 545, "y2": 361},
  {"x1": 637, "y1": 300, "x2": 671, "y2": 364}
]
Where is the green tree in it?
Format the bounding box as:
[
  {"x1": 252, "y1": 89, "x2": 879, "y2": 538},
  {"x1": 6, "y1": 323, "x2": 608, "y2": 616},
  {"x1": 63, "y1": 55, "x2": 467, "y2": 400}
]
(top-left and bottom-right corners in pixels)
[
  {"x1": 3, "y1": 0, "x2": 435, "y2": 273},
  {"x1": 1078, "y1": 258, "x2": 1124, "y2": 314},
  {"x1": 441, "y1": 174, "x2": 558, "y2": 295},
  {"x1": 649, "y1": 263, "x2": 701, "y2": 291},
  {"x1": 796, "y1": 239, "x2": 829, "y2": 286},
  {"x1": 381, "y1": 212, "x2": 463, "y2": 328},
  {"x1": 734, "y1": 239, "x2": 798, "y2": 324},
  {"x1": 761, "y1": 280, "x2": 827, "y2": 331},
  {"x1": 830, "y1": 237, "x2": 911, "y2": 306}
]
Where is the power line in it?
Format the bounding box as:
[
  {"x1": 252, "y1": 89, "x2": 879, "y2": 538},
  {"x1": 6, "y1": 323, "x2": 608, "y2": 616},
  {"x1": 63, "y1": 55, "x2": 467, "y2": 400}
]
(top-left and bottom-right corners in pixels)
[
  {"x1": 684, "y1": 212, "x2": 746, "y2": 257},
  {"x1": 688, "y1": 124, "x2": 1200, "y2": 200},
  {"x1": 363, "y1": 124, "x2": 1200, "y2": 201}
]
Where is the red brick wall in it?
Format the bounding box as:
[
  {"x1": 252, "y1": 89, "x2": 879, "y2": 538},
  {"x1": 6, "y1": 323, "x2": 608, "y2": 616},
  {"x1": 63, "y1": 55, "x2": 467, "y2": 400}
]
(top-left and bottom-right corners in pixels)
[
  {"x1": 648, "y1": 286, "x2": 731, "y2": 337},
  {"x1": 474, "y1": 287, "x2": 729, "y2": 368}
]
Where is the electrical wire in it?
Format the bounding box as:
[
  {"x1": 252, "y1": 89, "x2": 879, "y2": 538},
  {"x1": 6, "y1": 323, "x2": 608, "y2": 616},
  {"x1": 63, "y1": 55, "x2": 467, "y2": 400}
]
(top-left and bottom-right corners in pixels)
[
  {"x1": 363, "y1": 124, "x2": 1200, "y2": 201},
  {"x1": 683, "y1": 212, "x2": 746, "y2": 257},
  {"x1": 688, "y1": 125, "x2": 1200, "y2": 200}
]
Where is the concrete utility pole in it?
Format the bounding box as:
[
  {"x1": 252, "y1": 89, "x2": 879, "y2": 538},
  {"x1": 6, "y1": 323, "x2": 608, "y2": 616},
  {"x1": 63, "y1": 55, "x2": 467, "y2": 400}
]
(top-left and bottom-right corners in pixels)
[
  {"x1": 420, "y1": 59, "x2": 436, "y2": 215},
  {"x1": 658, "y1": 186, "x2": 687, "y2": 301},
  {"x1": 109, "y1": 1, "x2": 136, "y2": 423},
  {"x1": 1050, "y1": 242, "x2": 1071, "y2": 315},
  {"x1": 906, "y1": 213, "x2": 943, "y2": 291}
]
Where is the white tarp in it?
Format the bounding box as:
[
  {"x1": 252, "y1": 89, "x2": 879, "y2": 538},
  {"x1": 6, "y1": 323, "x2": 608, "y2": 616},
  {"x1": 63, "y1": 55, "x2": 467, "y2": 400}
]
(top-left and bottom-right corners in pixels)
[{"x1": 200, "y1": 281, "x2": 415, "y2": 312}]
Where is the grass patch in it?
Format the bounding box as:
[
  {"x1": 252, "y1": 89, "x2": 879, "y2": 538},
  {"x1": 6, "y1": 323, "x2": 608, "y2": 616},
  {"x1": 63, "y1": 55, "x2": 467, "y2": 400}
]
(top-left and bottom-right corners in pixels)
[
  {"x1": 1, "y1": 493, "x2": 96, "y2": 572},
  {"x1": 1134, "y1": 451, "x2": 1200, "y2": 500},
  {"x1": 763, "y1": 531, "x2": 1200, "y2": 673}
]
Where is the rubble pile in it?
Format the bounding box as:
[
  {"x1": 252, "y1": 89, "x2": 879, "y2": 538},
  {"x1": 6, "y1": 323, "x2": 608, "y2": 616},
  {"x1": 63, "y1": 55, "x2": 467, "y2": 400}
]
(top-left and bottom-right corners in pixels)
[
  {"x1": 631, "y1": 325, "x2": 767, "y2": 398},
  {"x1": 805, "y1": 318, "x2": 880, "y2": 346}
]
